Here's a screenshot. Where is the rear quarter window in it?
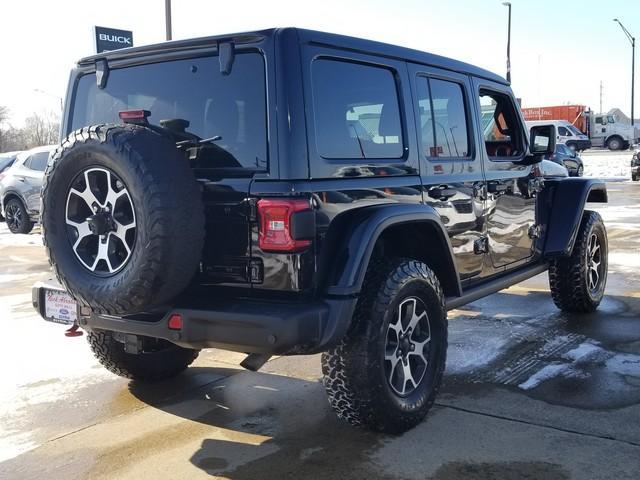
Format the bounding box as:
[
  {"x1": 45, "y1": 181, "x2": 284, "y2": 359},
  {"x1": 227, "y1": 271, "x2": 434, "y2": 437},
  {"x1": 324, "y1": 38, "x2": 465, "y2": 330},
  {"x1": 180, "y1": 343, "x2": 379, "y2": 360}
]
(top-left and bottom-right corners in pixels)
[{"x1": 311, "y1": 59, "x2": 403, "y2": 159}]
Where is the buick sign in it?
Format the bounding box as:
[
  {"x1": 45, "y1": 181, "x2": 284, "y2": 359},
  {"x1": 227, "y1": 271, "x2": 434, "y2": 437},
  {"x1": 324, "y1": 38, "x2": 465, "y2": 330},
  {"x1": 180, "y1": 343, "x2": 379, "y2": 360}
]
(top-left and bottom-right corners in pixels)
[{"x1": 94, "y1": 26, "x2": 133, "y2": 53}]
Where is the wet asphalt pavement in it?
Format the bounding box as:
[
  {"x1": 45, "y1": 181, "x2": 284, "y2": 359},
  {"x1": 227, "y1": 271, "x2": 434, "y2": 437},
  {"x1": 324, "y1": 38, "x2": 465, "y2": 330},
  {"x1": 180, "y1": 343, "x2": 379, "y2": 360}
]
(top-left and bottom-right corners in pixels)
[{"x1": 0, "y1": 180, "x2": 639, "y2": 479}]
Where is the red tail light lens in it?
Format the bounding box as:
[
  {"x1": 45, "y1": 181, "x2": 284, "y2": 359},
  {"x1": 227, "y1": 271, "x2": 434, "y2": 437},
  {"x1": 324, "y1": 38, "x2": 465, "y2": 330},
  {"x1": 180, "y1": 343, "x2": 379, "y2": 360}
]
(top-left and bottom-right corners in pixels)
[
  {"x1": 257, "y1": 198, "x2": 311, "y2": 252},
  {"x1": 168, "y1": 313, "x2": 183, "y2": 330}
]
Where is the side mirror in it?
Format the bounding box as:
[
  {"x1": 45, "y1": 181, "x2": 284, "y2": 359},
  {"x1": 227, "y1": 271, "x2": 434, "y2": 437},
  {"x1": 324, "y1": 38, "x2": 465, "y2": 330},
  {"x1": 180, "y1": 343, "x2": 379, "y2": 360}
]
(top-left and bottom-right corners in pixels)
[{"x1": 529, "y1": 124, "x2": 556, "y2": 156}]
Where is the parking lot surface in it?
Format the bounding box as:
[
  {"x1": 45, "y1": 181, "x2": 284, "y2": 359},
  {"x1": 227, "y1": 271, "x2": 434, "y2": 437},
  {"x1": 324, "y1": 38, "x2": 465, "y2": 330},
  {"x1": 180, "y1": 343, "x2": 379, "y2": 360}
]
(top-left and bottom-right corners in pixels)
[{"x1": 1, "y1": 179, "x2": 639, "y2": 480}]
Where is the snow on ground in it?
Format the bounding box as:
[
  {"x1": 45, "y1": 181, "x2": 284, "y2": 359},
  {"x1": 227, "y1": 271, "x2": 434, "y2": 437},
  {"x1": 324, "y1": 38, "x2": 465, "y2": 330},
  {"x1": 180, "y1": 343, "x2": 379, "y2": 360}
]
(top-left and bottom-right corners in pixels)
[
  {"x1": 518, "y1": 363, "x2": 572, "y2": 390},
  {"x1": 517, "y1": 340, "x2": 640, "y2": 392},
  {"x1": 562, "y1": 342, "x2": 611, "y2": 365},
  {"x1": 0, "y1": 224, "x2": 41, "y2": 246},
  {"x1": 581, "y1": 151, "x2": 634, "y2": 180}
]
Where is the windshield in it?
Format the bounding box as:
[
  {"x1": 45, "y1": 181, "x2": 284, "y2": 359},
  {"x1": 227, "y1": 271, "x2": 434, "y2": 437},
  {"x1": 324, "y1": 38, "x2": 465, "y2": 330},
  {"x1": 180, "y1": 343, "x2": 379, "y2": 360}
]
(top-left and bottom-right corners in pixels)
[
  {"x1": 71, "y1": 52, "x2": 267, "y2": 171},
  {"x1": 566, "y1": 124, "x2": 584, "y2": 136}
]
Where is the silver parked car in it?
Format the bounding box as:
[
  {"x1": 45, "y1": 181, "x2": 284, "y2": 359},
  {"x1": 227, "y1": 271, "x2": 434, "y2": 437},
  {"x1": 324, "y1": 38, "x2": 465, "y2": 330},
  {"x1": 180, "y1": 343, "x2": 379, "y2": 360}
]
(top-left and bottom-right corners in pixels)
[{"x1": 0, "y1": 145, "x2": 56, "y2": 234}]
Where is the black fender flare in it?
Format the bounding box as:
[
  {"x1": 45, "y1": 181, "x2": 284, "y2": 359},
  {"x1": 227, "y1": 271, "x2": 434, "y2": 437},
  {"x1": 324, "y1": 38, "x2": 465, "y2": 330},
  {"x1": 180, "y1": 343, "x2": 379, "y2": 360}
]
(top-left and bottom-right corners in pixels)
[
  {"x1": 543, "y1": 178, "x2": 607, "y2": 257},
  {"x1": 320, "y1": 203, "x2": 462, "y2": 297}
]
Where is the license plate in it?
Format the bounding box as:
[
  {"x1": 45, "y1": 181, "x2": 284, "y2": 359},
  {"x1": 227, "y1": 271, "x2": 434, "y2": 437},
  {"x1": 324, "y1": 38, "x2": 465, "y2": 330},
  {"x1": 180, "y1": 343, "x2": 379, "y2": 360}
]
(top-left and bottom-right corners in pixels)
[{"x1": 44, "y1": 289, "x2": 77, "y2": 325}]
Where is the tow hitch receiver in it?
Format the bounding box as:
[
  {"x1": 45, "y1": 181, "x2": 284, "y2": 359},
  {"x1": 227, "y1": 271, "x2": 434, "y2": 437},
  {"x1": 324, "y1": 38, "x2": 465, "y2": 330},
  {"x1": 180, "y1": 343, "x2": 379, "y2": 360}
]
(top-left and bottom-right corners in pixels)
[{"x1": 64, "y1": 324, "x2": 83, "y2": 337}]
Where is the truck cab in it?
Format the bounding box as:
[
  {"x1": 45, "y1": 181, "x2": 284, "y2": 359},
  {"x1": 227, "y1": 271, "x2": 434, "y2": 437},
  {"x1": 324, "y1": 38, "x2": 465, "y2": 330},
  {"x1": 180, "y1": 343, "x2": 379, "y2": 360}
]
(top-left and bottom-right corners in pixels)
[{"x1": 590, "y1": 113, "x2": 638, "y2": 150}]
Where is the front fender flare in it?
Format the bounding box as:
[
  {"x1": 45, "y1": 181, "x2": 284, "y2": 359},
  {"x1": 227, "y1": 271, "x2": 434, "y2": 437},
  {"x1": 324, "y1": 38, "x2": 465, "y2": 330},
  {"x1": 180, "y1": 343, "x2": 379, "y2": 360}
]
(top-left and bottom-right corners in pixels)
[
  {"x1": 322, "y1": 203, "x2": 462, "y2": 297},
  {"x1": 543, "y1": 178, "x2": 607, "y2": 257}
]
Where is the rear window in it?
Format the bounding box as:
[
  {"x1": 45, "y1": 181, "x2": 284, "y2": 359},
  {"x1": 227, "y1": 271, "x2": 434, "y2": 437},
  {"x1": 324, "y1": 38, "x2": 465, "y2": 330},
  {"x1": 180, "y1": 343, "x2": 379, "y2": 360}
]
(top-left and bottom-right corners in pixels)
[
  {"x1": 71, "y1": 53, "x2": 267, "y2": 171},
  {"x1": 311, "y1": 59, "x2": 403, "y2": 159},
  {"x1": 0, "y1": 157, "x2": 14, "y2": 171},
  {"x1": 28, "y1": 151, "x2": 50, "y2": 171}
]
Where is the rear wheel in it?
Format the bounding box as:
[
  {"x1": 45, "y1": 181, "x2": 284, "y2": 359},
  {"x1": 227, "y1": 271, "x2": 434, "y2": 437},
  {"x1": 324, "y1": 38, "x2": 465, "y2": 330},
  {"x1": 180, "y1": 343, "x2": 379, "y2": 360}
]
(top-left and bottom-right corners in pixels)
[
  {"x1": 632, "y1": 172, "x2": 638, "y2": 181},
  {"x1": 87, "y1": 329, "x2": 199, "y2": 381},
  {"x1": 322, "y1": 258, "x2": 447, "y2": 433},
  {"x1": 5, "y1": 198, "x2": 34, "y2": 234},
  {"x1": 549, "y1": 211, "x2": 607, "y2": 313}
]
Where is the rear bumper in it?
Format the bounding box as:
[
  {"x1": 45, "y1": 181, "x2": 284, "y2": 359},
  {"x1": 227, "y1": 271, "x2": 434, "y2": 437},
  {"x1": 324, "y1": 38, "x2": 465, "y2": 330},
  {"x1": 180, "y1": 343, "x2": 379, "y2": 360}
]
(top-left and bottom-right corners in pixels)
[{"x1": 32, "y1": 280, "x2": 357, "y2": 355}]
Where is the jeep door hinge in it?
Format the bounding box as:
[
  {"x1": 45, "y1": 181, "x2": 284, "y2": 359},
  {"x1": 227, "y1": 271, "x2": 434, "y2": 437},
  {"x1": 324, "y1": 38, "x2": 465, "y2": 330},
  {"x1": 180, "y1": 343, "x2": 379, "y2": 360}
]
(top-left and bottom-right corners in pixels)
[
  {"x1": 528, "y1": 224, "x2": 541, "y2": 239},
  {"x1": 474, "y1": 236, "x2": 489, "y2": 255}
]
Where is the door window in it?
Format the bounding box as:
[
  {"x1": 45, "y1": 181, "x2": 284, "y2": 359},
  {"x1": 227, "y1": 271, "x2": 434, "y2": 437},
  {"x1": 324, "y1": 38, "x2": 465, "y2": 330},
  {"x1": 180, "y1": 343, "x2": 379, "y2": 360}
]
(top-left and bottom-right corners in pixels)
[
  {"x1": 558, "y1": 126, "x2": 570, "y2": 137},
  {"x1": 479, "y1": 90, "x2": 524, "y2": 159},
  {"x1": 312, "y1": 59, "x2": 403, "y2": 159},
  {"x1": 416, "y1": 77, "x2": 470, "y2": 158}
]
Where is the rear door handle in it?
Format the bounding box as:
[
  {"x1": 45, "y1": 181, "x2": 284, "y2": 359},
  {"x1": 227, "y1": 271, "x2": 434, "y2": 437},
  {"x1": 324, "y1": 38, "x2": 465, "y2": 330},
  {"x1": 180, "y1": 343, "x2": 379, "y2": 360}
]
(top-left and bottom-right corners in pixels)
[{"x1": 487, "y1": 182, "x2": 507, "y2": 194}]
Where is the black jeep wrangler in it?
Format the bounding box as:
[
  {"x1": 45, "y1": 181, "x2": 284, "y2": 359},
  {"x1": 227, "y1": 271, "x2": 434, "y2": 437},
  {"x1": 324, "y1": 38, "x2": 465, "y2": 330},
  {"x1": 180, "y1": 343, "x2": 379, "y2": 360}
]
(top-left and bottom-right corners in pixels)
[{"x1": 33, "y1": 28, "x2": 608, "y2": 433}]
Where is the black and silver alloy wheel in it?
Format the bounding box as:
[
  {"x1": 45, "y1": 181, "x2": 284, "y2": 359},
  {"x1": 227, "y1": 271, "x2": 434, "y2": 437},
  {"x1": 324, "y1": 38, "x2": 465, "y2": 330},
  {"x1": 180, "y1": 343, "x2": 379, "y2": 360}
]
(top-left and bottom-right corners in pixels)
[
  {"x1": 5, "y1": 202, "x2": 23, "y2": 231},
  {"x1": 385, "y1": 297, "x2": 431, "y2": 396},
  {"x1": 65, "y1": 167, "x2": 136, "y2": 275},
  {"x1": 586, "y1": 233, "x2": 603, "y2": 293},
  {"x1": 4, "y1": 198, "x2": 34, "y2": 234}
]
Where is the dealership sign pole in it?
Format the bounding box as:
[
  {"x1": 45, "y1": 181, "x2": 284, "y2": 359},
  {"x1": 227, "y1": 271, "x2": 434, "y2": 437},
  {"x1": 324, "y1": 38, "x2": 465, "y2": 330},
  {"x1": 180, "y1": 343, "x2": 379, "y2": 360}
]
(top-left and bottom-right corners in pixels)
[{"x1": 94, "y1": 26, "x2": 134, "y2": 53}]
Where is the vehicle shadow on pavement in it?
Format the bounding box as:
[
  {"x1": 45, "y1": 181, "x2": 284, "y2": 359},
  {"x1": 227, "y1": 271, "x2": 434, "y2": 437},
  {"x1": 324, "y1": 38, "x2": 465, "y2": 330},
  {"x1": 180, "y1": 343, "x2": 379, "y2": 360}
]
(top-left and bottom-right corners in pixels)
[
  {"x1": 123, "y1": 290, "x2": 640, "y2": 479},
  {"x1": 129, "y1": 367, "x2": 389, "y2": 479}
]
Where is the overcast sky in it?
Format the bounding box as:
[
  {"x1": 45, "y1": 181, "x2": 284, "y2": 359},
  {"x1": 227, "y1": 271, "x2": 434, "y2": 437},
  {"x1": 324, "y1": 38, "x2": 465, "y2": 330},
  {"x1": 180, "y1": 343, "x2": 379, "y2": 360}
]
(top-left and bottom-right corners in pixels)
[{"x1": 0, "y1": 0, "x2": 638, "y2": 125}]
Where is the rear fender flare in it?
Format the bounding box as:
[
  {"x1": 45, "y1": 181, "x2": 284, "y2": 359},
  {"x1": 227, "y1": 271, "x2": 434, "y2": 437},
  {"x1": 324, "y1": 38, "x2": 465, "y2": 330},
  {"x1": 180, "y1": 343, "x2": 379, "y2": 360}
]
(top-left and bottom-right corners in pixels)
[{"x1": 320, "y1": 204, "x2": 462, "y2": 297}]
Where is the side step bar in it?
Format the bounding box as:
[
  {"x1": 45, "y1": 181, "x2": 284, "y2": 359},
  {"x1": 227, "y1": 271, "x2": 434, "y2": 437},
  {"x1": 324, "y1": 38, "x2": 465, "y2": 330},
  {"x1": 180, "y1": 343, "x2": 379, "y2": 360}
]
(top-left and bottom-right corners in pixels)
[{"x1": 445, "y1": 263, "x2": 549, "y2": 311}]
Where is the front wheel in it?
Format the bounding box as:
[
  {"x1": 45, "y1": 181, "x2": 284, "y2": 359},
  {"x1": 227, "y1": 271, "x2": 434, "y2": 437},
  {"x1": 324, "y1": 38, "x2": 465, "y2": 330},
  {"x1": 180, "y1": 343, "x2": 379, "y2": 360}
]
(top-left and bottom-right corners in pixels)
[
  {"x1": 5, "y1": 198, "x2": 34, "y2": 234},
  {"x1": 549, "y1": 211, "x2": 607, "y2": 313},
  {"x1": 321, "y1": 259, "x2": 447, "y2": 433},
  {"x1": 607, "y1": 137, "x2": 623, "y2": 151},
  {"x1": 87, "y1": 329, "x2": 199, "y2": 381}
]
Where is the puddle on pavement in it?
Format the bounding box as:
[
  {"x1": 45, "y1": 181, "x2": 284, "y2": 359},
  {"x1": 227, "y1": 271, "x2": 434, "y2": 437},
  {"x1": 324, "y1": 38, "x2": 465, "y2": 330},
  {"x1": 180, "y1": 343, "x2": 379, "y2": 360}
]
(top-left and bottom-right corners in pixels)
[{"x1": 446, "y1": 293, "x2": 640, "y2": 410}]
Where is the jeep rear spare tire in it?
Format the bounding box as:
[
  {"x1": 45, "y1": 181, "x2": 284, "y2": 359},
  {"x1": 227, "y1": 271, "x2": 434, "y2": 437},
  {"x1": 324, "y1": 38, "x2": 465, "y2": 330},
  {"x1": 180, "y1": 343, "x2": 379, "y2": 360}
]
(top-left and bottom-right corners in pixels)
[{"x1": 42, "y1": 125, "x2": 205, "y2": 314}]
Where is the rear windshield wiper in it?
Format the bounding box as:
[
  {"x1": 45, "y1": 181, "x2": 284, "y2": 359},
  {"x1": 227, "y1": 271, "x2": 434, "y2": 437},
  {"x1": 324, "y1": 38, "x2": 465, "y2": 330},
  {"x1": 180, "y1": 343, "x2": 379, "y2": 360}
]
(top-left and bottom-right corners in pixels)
[{"x1": 176, "y1": 136, "x2": 222, "y2": 148}]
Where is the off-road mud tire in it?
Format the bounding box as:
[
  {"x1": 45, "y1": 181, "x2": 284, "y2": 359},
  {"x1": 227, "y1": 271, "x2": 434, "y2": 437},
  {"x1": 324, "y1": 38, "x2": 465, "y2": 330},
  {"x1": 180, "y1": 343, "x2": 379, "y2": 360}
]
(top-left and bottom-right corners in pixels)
[
  {"x1": 321, "y1": 258, "x2": 448, "y2": 434},
  {"x1": 41, "y1": 125, "x2": 205, "y2": 314},
  {"x1": 549, "y1": 211, "x2": 607, "y2": 313}
]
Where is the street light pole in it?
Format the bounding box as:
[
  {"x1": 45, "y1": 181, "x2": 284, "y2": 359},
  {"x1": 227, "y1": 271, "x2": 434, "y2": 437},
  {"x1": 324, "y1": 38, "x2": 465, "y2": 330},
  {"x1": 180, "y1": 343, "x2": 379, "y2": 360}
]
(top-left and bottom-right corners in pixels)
[
  {"x1": 503, "y1": 2, "x2": 512, "y2": 83},
  {"x1": 614, "y1": 18, "x2": 635, "y2": 126},
  {"x1": 165, "y1": 0, "x2": 172, "y2": 41},
  {"x1": 33, "y1": 89, "x2": 63, "y2": 112}
]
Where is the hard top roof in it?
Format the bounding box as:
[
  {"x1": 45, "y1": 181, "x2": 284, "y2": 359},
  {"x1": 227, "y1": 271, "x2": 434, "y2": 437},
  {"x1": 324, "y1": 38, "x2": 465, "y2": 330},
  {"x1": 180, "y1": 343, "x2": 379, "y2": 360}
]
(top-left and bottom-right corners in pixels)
[{"x1": 78, "y1": 27, "x2": 507, "y2": 85}]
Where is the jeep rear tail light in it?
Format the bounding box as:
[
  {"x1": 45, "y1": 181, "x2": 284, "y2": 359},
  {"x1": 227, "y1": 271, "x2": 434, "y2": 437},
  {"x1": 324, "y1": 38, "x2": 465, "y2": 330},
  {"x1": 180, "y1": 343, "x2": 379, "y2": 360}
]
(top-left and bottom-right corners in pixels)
[{"x1": 257, "y1": 198, "x2": 312, "y2": 252}]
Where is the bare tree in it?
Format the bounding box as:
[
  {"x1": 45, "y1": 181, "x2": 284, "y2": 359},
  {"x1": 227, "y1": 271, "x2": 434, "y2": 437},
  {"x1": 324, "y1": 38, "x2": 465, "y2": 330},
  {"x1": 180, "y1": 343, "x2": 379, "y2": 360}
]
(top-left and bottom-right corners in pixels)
[
  {"x1": 23, "y1": 111, "x2": 60, "y2": 147},
  {"x1": 0, "y1": 105, "x2": 10, "y2": 152},
  {"x1": 0, "y1": 107, "x2": 60, "y2": 152}
]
